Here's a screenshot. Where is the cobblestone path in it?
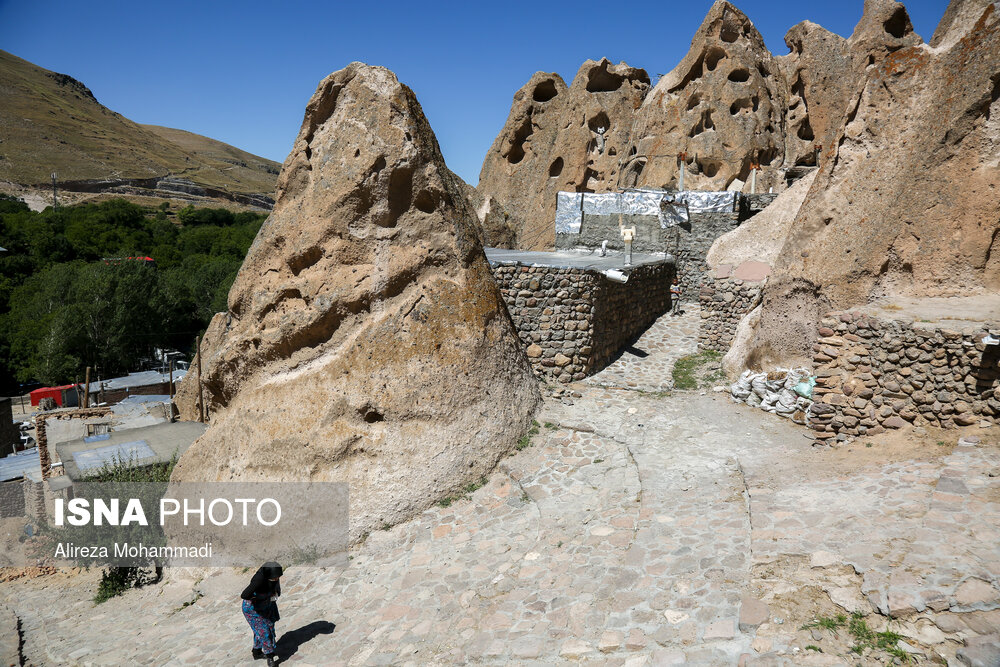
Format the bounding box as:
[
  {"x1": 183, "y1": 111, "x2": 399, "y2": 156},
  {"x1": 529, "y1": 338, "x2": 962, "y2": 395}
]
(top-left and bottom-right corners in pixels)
[
  {"x1": 585, "y1": 306, "x2": 701, "y2": 392},
  {"x1": 3, "y1": 313, "x2": 999, "y2": 666}
]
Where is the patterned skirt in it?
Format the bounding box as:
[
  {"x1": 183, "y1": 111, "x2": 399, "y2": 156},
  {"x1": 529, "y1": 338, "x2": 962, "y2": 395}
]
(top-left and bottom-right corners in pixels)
[{"x1": 242, "y1": 599, "x2": 278, "y2": 654}]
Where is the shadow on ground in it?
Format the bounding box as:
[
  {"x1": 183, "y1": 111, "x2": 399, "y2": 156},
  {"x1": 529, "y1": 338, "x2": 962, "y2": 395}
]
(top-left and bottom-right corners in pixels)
[{"x1": 276, "y1": 620, "x2": 336, "y2": 661}]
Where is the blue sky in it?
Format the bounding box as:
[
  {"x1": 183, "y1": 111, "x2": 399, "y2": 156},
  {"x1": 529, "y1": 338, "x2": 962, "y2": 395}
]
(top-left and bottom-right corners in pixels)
[{"x1": 0, "y1": 0, "x2": 948, "y2": 185}]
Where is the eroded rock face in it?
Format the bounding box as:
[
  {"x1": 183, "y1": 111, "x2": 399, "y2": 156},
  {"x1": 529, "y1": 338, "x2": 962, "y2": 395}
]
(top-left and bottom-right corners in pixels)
[
  {"x1": 454, "y1": 176, "x2": 518, "y2": 248},
  {"x1": 706, "y1": 170, "x2": 816, "y2": 270},
  {"x1": 747, "y1": 0, "x2": 1000, "y2": 366},
  {"x1": 477, "y1": 60, "x2": 650, "y2": 249},
  {"x1": 173, "y1": 63, "x2": 540, "y2": 539},
  {"x1": 623, "y1": 2, "x2": 789, "y2": 194}
]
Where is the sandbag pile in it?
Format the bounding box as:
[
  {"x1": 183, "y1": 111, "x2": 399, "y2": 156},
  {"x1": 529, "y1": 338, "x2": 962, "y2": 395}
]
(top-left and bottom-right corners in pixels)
[{"x1": 731, "y1": 368, "x2": 813, "y2": 424}]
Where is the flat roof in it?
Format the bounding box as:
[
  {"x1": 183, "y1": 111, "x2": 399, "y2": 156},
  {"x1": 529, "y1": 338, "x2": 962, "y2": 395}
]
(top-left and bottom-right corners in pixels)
[
  {"x1": 55, "y1": 420, "x2": 207, "y2": 481},
  {"x1": 88, "y1": 369, "x2": 186, "y2": 393},
  {"x1": 485, "y1": 247, "x2": 673, "y2": 272},
  {"x1": 860, "y1": 295, "x2": 1000, "y2": 334},
  {"x1": 0, "y1": 448, "x2": 41, "y2": 483}
]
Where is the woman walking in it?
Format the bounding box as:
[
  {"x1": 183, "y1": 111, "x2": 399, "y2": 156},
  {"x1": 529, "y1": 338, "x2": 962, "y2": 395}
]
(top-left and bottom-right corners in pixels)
[{"x1": 241, "y1": 562, "x2": 283, "y2": 665}]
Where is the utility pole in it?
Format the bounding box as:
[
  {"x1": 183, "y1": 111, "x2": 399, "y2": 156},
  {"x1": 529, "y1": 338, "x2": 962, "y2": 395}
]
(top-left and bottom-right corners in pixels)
[
  {"x1": 83, "y1": 366, "x2": 91, "y2": 408},
  {"x1": 51, "y1": 172, "x2": 58, "y2": 210},
  {"x1": 195, "y1": 335, "x2": 204, "y2": 423}
]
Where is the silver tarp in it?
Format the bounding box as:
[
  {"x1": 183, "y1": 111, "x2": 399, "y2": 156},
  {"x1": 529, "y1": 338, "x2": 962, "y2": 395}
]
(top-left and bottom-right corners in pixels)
[
  {"x1": 555, "y1": 192, "x2": 584, "y2": 234},
  {"x1": 554, "y1": 190, "x2": 738, "y2": 233}
]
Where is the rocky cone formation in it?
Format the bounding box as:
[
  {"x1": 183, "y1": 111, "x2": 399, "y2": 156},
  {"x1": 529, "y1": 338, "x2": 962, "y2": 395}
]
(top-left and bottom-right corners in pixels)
[
  {"x1": 478, "y1": 2, "x2": 817, "y2": 249},
  {"x1": 743, "y1": 0, "x2": 1000, "y2": 367},
  {"x1": 173, "y1": 63, "x2": 540, "y2": 539},
  {"x1": 623, "y1": 2, "x2": 789, "y2": 194},
  {"x1": 477, "y1": 1, "x2": 965, "y2": 256},
  {"x1": 477, "y1": 59, "x2": 650, "y2": 249}
]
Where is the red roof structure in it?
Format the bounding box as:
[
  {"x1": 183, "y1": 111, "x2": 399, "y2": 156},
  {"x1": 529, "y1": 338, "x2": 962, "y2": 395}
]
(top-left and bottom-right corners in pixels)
[{"x1": 29, "y1": 384, "x2": 76, "y2": 407}]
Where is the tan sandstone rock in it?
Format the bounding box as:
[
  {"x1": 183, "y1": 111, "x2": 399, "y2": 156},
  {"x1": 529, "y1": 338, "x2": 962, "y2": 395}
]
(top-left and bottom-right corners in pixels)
[
  {"x1": 173, "y1": 63, "x2": 540, "y2": 539},
  {"x1": 747, "y1": 0, "x2": 1000, "y2": 366},
  {"x1": 623, "y1": 1, "x2": 789, "y2": 195},
  {"x1": 476, "y1": 1, "x2": 842, "y2": 250},
  {"x1": 706, "y1": 170, "x2": 816, "y2": 269},
  {"x1": 477, "y1": 59, "x2": 650, "y2": 249}
]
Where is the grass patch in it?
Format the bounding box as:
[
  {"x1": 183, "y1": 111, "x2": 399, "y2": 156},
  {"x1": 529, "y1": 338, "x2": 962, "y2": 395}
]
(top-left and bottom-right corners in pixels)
[
  {"x1": 463, "y1": 476, "x2": 488, "y2": 495},
  {"x1": 94, "y1": 567, "x2": 139, "y2": 604},
  {"x1": 515, "y1": 421, "x2": 541, "y2": 451},
  {"x1": 437, "y1": 475, "x2": 489, "y2": 508},
  {"x1": 804, "y1": 645, "x2": 822, "y2": 652},
  {"x1": 175, "y1": 592, "x2": 203, "y2": 612},
  {"x1": 672, "y1": 350, "x2": 723, "y2": 390},
  {"x1": 802, "y1": 613, "x2": 846, "y2": 636},
  {"x1": 808, "y1": 612, "x2": 909, "y2": 662}
]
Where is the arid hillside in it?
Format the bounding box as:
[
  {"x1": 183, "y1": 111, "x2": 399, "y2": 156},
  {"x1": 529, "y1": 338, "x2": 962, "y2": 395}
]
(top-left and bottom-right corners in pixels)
[{"x1": 0, "y1": 49, "x2": 279, "y2": 205}]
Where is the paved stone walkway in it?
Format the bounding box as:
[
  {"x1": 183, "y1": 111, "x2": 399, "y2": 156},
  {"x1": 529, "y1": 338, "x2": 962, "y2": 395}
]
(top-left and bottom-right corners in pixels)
[
  {"x1": 585, "y1": 305, "x2": 701, "y2": 392},
  {"x1": 3, "y1": 312, "x2": 999, "y2": 666}
]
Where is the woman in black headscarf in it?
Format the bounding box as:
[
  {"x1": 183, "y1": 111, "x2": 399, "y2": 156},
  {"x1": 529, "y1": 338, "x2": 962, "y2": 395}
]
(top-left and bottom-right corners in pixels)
[{"x1": 241, "y1": 562, "x2": 282, "y2": 664}]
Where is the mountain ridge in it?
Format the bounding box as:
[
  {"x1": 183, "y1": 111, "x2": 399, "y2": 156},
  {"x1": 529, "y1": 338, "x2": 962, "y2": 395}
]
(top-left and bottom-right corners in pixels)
[{"x1": 0, "y1": 49, "x2": 279, "y2": 206}]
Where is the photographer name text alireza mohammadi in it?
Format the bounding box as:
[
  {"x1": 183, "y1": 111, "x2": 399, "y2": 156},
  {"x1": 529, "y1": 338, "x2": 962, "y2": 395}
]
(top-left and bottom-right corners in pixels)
[{"x1": 51, "y1": 496, "x2": 282, "y2": 559}]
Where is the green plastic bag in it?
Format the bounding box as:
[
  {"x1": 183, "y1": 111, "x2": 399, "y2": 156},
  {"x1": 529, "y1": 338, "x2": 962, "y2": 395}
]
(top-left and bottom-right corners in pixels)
[{"x1": 793, "y1": 376, "x2": 816, "y2": 399}]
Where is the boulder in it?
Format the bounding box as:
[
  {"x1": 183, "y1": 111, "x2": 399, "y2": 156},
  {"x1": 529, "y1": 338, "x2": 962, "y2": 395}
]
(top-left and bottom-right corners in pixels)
[
  {"x1": 454, "y1": 176, "x2": 518, "y2": 248},
  {"x1": 173, "y1": 63, "x2": 540, "y2": 539}
]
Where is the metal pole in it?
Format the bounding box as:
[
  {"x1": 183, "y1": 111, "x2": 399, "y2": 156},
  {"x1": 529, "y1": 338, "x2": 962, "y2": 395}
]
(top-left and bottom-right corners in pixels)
[
  {"x1": 196, "y1": 335, "x2": 204, "y2": 424},
  {"x1": 83, "y1": 366, "x2": 91, "y2": 408},
  {"x1": 51, "y1": 172, "x2": 58, "y2": 210},
  {"x1": 750, "y1": 168, "x2": 757, "y2": 195},
  {"x1": 168, "y1": 360, "x2": 174, "y2": 423},
  {"x1": 678, "y1": 161, "x2": 685, "y2": 191}
]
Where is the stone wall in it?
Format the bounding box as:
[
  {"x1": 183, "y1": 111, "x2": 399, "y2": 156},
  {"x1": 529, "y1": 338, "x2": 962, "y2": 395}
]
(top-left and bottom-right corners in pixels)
[
  {"x1": 739, "y1": 193, "x2": 779, "y2": 218},
  {"x1": 806, "y1": 311, "x2": 1000, "y2": 442},
  {"x1": 698, "y1": 278, "x2": 763, "y2": 352},
  {"x1": 491, "y1": 262, "x2": 674, "y2": 383},
  {"x1": 554, "y1": 193, "x2": 778, "y2": 304},
  {"x1": 555, "y1": 214, "x2": 667, "y2": 254},
  {"x1": 592, "y1": 264, "x2": 673, "y2": 372},
  {"x1": 667, "y1": 211, "x2": 742, "y2": 300},
  {"x1": 0, "y1": 480, "x2": 25, "y2": 519}
]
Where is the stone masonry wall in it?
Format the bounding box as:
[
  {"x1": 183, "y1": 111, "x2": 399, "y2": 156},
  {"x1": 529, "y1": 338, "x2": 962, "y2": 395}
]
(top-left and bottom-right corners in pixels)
[
  {"x1": 591, "y1": 263, "x2": 673, "y2": 372},
  {"x1": 0, "y1": 480, "x2": 25, "y2": 519},
  {"x1": 667, "y1": 211, "x2": 742, "y2": 301},
  {"x1": 698, "y1": 278, "x2": 763, "y2": 352},
  {"x1": 491, "y1": 263, "x2": 673, "y2": 382},
  {"x1": 492, "y1": 265, "x2": 595, "y2": 383},
  {"x1": 807, "y1": 310, "x2": 1000, "y2": 442}
]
